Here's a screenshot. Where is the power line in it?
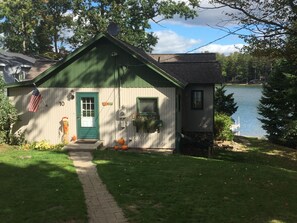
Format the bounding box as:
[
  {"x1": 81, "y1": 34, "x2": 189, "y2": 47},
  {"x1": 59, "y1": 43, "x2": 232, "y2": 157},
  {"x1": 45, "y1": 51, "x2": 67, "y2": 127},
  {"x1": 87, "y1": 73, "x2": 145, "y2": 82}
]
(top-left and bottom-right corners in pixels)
[
  {"x1": 159, "y1": 25, "x2": 247, "y2": 62},
  {"x1": 186, "y1": 26, "x2": 246, "y2": 54}
]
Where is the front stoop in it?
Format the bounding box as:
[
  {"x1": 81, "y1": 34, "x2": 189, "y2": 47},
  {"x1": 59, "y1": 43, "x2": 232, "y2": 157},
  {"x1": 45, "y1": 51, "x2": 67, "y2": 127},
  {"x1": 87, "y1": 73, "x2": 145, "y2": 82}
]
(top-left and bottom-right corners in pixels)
[{"x1": 64, "y1": 140, "x2": 103, "y2": 152}]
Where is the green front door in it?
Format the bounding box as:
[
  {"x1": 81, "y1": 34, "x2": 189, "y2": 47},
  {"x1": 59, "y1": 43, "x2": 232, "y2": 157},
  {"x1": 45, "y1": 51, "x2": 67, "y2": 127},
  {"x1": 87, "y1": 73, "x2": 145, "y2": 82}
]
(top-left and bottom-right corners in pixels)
[{"x1": 76, "y1": 92, "x2": 99, "y2": 139}]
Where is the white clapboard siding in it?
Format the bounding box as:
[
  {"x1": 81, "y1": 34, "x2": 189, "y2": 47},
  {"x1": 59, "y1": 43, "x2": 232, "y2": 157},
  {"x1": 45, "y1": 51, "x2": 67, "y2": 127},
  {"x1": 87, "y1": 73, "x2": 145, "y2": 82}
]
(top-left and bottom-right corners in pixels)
[
  {"x1": 114, "y1": 87, "x2": 176, "y2": 149},
  {"x1": 9, "y1": 87, "x2": 176, "y2": 148}
]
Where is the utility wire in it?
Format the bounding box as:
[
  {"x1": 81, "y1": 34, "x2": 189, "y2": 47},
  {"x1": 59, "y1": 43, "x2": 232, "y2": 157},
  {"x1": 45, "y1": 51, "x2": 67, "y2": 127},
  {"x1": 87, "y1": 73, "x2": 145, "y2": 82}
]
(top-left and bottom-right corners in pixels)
[{"x1": 160, "y1": 25, "x2": 247, "y2": 62}]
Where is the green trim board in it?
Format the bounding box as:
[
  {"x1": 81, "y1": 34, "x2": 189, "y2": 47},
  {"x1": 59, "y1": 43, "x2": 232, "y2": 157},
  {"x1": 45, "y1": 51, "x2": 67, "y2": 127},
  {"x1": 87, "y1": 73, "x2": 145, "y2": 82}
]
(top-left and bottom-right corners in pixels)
[{"x1": 6, "y1": 34, "x2": 185, "y2": 89}]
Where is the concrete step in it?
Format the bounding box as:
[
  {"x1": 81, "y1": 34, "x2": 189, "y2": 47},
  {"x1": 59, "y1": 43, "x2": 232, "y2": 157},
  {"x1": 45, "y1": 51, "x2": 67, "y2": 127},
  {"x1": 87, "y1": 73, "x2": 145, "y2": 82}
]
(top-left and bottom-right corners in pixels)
[{"x1": 64, "y1": 140, "x2": 103, "y2": 152}]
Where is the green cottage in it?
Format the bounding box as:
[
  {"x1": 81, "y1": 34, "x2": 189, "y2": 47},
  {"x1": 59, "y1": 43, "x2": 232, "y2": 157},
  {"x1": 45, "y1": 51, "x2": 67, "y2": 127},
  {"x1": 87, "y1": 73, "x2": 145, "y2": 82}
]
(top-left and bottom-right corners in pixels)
[{"x1": 5, "y1": 33, "x2": 222, "y2": 150}]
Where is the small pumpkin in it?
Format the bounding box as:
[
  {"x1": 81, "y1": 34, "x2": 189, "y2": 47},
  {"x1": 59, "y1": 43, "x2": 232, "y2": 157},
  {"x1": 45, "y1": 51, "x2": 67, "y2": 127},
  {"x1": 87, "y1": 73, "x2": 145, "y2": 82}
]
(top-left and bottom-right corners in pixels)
[
  {"x1": 121, "y1": 144, "x2": 128, "y2": 150},
  {"x1": 114, "y1": 145, "x2": 119, "y2": 150},
  {"x1": 117, "y1": 137, "x2": 125, "y2": 145}
]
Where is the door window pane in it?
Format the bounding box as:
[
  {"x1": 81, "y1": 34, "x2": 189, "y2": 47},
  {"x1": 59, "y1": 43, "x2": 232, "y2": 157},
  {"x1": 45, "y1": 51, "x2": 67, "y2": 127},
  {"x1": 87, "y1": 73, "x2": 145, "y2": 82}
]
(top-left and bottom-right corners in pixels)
[{"x1": 81, "y1": 97, "x2": 95, "y2": 127}]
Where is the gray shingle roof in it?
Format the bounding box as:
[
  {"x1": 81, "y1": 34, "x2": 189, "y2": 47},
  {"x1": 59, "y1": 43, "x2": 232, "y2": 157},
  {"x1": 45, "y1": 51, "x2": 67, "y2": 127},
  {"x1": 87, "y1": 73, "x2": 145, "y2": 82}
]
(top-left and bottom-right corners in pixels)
[
  {"x1": 150, "y1": 53, "x2": 217, "y2": 63},
  {"x1": 160, "y1": 62, "x2": 222, "y2": 84},
  {"x1": 0, "y1": 50, "x2": 36, "y2": 65},
  {"x1": 149, "y1": 53, "x2": 222, "y2": 84}
]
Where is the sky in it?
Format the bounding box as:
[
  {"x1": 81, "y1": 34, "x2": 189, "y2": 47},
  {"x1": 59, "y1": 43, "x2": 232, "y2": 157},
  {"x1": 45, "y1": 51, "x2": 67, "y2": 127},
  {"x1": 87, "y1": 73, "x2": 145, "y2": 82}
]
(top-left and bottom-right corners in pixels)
[{"x1": 149, "y1": 0, "x2": 246, "y2": 55}]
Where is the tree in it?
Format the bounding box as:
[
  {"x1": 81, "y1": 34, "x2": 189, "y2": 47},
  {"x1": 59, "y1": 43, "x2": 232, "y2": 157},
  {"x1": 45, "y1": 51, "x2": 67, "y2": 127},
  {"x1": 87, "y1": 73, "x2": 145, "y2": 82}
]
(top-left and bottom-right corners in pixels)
[
  {"x1": 217, "y1": 52, "x2": 273, "y2": 83},
  {"x1": 258, "y1": 60, "x2": 297, "y2": 148},
  {"x1": 215, "y1": 85, "x2": 238, "y2": 116},
  {"x1": 70, "y1": 0, "x2": 199, "y2": 51},
  {"x1": 0, "y1": 0, "x2": 38, "y2": 53},
  {"x1": 38, "y1": 0, "x2": 73, "y2": 54},
  {"x1": 0, "y1": 77, "x2": 18, "y2": 144},
  {"x1": 212, "y1": 0, "x2": 297, "y2": 148},
  {"x1": 1, "y1": 0, "x2": 199, "y2": 54},
  {"x1": 211, "y1": 0, "x2": 297, "y2": 60},
  {"x1": 0, "y1": 0, "x2": 72, "y2": 57}
]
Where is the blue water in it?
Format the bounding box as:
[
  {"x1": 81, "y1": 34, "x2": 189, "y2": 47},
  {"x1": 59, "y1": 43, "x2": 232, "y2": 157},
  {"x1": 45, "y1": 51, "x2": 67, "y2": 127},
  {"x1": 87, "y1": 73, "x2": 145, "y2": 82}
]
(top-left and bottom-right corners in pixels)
[{"x1": 225, "y1": 85, "x2": 266, "y2": 138}]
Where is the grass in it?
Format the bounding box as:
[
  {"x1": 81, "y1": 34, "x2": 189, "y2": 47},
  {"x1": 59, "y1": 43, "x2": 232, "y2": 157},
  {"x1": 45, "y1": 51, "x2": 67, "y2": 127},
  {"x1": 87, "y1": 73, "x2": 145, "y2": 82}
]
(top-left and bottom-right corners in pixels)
[
  {"x1": 93, "y1": 137, "x2": 297, "y2": 223},
  {"x1": 0, "y1": 146, "x2": 87, "y2": 223}
]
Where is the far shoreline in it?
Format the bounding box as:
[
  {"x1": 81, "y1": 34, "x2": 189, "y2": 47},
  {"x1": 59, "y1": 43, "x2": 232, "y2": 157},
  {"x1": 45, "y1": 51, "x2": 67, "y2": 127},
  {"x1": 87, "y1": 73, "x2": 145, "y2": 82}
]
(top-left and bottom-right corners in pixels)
[{"x1": 223, "y1": 83, "x2": 263, "y2": 87}]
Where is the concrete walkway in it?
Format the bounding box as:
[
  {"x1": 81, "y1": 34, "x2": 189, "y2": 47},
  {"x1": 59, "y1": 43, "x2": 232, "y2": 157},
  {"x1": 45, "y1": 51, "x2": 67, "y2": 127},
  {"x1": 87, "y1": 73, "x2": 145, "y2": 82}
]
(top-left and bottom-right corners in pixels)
[{"x1": 68, "y1": 149, "x2": 127, "y2": 223}]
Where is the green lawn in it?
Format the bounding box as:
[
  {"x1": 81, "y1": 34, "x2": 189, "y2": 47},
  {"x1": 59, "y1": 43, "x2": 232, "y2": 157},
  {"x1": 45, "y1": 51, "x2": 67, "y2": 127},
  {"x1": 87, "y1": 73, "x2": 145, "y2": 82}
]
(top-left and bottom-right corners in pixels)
[
  {"x1": 0, "y1": 146, "x2": 87, "y2": 223},
  {"x1": 93, "y1": 137, "x2": 297, "y2": 223}
]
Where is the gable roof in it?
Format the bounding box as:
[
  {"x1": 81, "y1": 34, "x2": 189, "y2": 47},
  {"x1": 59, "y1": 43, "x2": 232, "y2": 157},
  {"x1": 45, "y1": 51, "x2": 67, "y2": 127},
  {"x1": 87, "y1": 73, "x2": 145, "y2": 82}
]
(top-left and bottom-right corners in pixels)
[
  {"x1": 6, "y1": 33, "x2": 222, "y2": 88},
  {"x1": 6, "y1": 34, "x2": 186, "y2": 88}
]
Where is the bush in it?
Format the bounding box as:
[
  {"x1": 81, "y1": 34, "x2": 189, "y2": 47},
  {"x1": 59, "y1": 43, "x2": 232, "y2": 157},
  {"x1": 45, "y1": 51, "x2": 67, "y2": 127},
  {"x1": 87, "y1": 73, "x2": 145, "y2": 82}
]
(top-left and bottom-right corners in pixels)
[
  {"x1": 214, "y1": 113, "x2": 234, "y2": 141},
  {"x1": 9, "y1": 130, "x2": 26, "y2": 146},
  {"x1": 0, "y1": 77, "x2": 18, "y2": 144}
]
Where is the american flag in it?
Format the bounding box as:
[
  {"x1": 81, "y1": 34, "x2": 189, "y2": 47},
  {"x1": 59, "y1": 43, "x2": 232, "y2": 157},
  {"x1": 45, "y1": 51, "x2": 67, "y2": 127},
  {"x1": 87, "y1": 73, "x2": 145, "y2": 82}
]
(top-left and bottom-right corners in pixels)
[{"x1": 28, "y1": 88, "x2": 42, "y2": 112}]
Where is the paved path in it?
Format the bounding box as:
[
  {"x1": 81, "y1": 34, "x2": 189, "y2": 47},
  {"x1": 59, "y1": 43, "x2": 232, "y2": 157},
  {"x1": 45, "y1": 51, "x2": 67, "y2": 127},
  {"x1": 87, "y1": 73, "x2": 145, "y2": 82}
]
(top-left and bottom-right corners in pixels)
[{"x1": 69, "y1": 151, "x2": 127, "y2": 223}]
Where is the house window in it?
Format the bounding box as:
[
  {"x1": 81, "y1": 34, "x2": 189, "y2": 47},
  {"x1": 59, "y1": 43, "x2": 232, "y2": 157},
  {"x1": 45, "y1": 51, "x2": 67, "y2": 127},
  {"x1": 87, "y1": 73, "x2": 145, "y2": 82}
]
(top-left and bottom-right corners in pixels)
[
  {"x1": 137, "y1": 98, "x2": 158, "y2": 115},
  {"x1": 191, "y1": 90, "x2": 203, "y2": 110}
]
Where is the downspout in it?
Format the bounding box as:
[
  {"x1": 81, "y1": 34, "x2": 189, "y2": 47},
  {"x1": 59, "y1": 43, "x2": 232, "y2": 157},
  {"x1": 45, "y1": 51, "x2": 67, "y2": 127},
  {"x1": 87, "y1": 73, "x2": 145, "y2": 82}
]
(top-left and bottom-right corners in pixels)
[
  {"x1": 212, "y1": 84, "x2": 215, "y2": 143},
  {"x1": 175, "y1": 87, "x2": 178, "y2": 151},
  {"x1": 118, "y1": 66, "x2": 121, "y2": 109},
  {"x1": 112, "y1": 52, "x2": 118, "y2": 141}
]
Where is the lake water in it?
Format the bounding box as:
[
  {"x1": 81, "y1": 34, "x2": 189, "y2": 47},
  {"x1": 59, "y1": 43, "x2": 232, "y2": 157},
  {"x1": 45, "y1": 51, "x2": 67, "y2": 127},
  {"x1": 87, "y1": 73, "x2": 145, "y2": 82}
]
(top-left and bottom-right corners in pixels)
[{"x1": 225, "y1": 85, "x2": 266, "y2": 138}]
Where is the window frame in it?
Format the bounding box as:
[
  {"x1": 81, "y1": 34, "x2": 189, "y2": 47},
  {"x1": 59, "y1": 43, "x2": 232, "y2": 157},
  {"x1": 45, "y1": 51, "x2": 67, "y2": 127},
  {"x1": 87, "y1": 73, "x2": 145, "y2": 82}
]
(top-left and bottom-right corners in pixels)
[
  {"x1": 136, "y1": 97, "x2": 159, "y2": 116},
  {"x1": 191, "y1": 90, "x2": 204, "y2": 110}
]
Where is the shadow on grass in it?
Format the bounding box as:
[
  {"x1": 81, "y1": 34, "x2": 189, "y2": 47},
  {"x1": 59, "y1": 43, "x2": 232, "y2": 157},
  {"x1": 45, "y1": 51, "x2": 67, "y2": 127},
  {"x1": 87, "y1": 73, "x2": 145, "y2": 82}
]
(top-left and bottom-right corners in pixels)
[
  {"x1": 0, "y1": 150, "x2": 87, "y2": 223},
  {"x1": 213, "y1": 136, "x2": 297, "y2": 172},
  {"x1": 94, "y1": 149, "x2": 297, "y2": 223}
]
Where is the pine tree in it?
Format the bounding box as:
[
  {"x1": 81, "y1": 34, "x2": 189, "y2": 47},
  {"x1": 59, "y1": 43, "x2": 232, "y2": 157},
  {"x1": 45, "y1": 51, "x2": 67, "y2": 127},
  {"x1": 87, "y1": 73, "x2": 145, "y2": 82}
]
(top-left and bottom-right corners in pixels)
[
  {"x1": 258, "y1": 61, "x2": 297, "y2": 148},
  {"x1": 214, "y1": 85, "x2": 238, "y2": 116}
]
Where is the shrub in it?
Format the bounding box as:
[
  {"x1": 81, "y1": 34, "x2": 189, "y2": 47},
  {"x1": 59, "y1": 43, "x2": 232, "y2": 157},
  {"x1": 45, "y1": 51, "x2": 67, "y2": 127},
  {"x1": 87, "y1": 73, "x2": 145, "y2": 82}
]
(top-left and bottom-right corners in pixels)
[
  {"x1": 0, "y1": 77, "x2": 18, "y2": 144},
  {"x1": 9, "y1": 130, "x2": 26, "y2": 146},
  {"x1": 214, "y1": 113, "x2": 234, "y2": 141}
]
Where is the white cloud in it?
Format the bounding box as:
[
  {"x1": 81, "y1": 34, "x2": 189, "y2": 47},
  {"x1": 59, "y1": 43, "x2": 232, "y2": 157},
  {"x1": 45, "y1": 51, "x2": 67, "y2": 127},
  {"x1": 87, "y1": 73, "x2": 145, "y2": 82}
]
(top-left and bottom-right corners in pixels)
[
  {"x1": 197, "y1": 43, "x2": 244, "y2": 54},
  {"x1": 152, "y1": 30, "x2": 244, "y2": 55},
  {"x1": 156, "y1": 0, "x2": 238, "y2": 27},
  {"x1": 152, "y1": 30, "x2": 200, "y2": 53}
]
